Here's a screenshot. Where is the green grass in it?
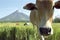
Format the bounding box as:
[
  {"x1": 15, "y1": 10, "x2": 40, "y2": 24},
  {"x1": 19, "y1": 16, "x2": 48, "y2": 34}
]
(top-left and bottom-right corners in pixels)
[{"x1": 0, "y1": 22, "x2": 60, "y2": 40}]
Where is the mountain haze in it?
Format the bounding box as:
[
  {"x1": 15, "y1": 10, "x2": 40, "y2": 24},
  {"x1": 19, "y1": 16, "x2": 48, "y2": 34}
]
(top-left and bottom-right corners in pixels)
[{"x1": 0, "y1": 10, "x2": 29, "y2": 22}]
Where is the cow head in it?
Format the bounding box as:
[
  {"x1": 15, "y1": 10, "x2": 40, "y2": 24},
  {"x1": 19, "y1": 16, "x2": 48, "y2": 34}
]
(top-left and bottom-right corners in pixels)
[{"x1": 23, "y1": 1, "x2": 60, "y2": 36}]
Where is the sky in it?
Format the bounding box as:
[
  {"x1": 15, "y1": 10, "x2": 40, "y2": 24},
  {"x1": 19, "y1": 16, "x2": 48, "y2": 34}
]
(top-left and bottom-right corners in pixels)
[{"x1": 0, "y1": 0, "x2": 60, "y2": 19}]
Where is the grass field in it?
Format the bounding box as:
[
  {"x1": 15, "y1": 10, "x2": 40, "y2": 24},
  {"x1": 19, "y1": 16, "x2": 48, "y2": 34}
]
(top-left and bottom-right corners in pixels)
[{"x1": 0, "y1": 22, "x2": 60, "y2": 40}]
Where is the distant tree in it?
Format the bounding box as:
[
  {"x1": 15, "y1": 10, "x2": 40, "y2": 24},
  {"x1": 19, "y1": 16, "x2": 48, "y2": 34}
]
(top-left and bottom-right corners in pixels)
[{"x1": 53, "y1": 17, "x2": 60, "y2": 23}]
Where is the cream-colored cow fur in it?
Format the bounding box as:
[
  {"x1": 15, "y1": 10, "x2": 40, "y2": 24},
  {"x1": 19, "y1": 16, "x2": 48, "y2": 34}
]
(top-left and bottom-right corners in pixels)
[{"x1": 30, "y1": 1, "x2": 54, "y2": 40}]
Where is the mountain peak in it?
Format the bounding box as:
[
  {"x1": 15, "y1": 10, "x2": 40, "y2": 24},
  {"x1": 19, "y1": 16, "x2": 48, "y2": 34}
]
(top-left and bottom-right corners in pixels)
[
  {"x1": 13, "y1": 10, "x2": 20, "y2": 14},
  {"x1": 15, "y1": 10, "x2": 19, "y2": 13}
]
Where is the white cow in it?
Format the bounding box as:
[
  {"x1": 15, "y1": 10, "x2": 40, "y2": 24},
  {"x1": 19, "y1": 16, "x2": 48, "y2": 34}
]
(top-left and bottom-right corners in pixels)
[{"x1": 23, "y1": 0, "x2": 60, "y2": 40}]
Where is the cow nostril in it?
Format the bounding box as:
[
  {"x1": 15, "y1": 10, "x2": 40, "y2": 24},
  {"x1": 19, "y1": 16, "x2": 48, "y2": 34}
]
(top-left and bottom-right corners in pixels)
[{"x1": 39, "y1": 27, "x2": 51, "y2": 36}]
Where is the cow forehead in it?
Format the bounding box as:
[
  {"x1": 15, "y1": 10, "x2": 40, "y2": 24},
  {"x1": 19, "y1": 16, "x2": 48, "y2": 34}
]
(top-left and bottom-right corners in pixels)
[{"x1": 36, "y1": 1, "x2": 53, "y2": 14}]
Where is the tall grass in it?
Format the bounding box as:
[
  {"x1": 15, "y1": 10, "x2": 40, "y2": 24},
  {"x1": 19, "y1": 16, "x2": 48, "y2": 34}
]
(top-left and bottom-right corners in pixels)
[{"x1": 0, "y1": 22, "x2": 60, "y2": 40}]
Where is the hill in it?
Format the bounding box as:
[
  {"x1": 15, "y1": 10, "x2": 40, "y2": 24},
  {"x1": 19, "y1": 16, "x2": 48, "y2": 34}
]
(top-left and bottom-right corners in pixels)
[{"x1": 0, "y1": 10, "x2": 29, "y2": 22}]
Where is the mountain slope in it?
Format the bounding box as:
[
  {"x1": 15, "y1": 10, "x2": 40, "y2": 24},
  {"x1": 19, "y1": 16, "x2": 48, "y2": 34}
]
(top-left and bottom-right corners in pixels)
[{"x1": 0, "y1": 10, "x2": 29, "y2": 22}]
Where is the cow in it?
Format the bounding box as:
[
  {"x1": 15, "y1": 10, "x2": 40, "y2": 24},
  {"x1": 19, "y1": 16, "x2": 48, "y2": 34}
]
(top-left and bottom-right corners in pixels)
[
  {"x1": 24, "y1": 22, "x2": 30, "y2": 26},
  {"x1": 23, "y1": 0, "x2": 60, "y2": 40}
]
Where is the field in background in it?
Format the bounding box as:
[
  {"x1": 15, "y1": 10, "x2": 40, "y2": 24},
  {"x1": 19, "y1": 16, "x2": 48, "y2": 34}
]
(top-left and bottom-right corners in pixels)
[{"x1": 0, "y1": 22, "x2": 60, "y2": 40}]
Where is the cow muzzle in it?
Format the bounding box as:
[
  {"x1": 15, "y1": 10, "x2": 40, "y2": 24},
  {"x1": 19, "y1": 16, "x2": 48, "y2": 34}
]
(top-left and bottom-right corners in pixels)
[{"x1": 39, "y1": 27, "x2": 53, "y2": 36}]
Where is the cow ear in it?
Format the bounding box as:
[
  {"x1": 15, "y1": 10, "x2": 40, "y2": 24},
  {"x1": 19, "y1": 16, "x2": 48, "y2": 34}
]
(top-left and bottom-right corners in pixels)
[
  {"x1": 23, "y1": 3, "x2": 38, "y2": 10},
  {"x1": 23, "y1": 3, "x2": 35, "y2": 9},
  {"x1": 53, "y1": 1, "x2": 60, "y2": 9}
]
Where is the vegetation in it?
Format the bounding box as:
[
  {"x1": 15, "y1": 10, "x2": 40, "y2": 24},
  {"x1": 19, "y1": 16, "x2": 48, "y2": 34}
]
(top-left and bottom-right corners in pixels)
[
  {"x1": 53, "y1": 18, "x2": 60, "y2": 23},
  {"x1": 0, "y1": 22, "x2": 60, "y2": 40}
]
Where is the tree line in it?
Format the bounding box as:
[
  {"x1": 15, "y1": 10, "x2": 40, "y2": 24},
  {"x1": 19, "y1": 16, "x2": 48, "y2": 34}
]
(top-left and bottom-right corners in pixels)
[{"x1": 53, "y1": 17, "x2": 60, "y2": 23}]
